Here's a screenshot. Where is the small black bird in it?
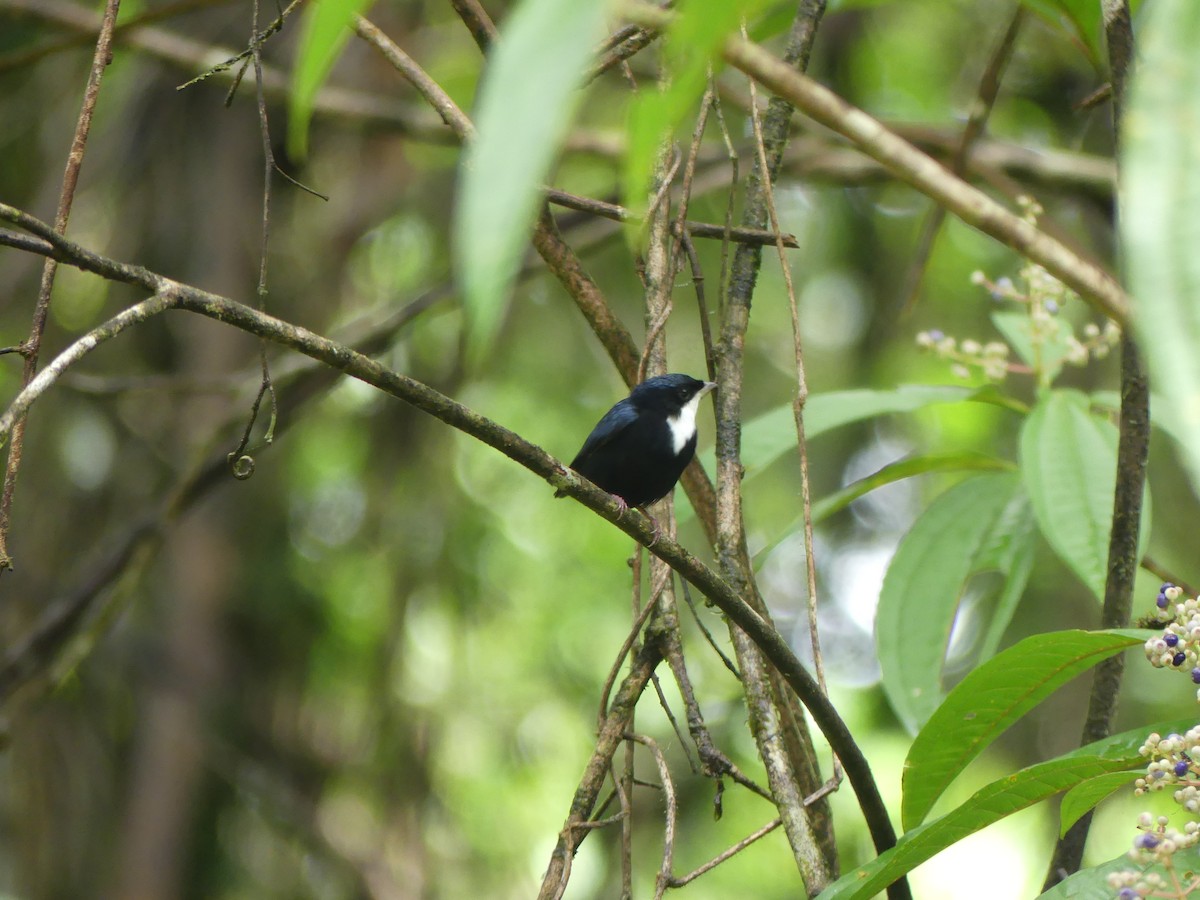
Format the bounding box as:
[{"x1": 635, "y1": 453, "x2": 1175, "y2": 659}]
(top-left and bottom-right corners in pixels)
[{"x1": 558, "y1": 374, "x2": 716, "y2": 511}]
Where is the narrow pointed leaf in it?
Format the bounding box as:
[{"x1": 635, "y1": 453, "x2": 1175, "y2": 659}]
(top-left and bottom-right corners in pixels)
[
  {"x1": 818, "y1": 718, "x2": 1196, "y2": 900},
  {"x1": 1058, "y1": 770, "x2": 1140, "y2": 837},
  {"x1": 1124, "y1": 0, "x2": 1200, "y2": 494},
  {"x1": 901, "y1": 629, "x2": 1148, "y2": 830},
  {"x1": 876, "y1": 473, "x2": 1027, "y2": 732},
  {"x1": 810, "y1": 452, "x2": 1014, "y2": 523},
  {"x1": 1019, "y1": 389, "x2": 1150, "y2": 600},
  {"x1": 731, "y1": 385, "x2": 984, "y2": 477},
  {"x1": 455, "y1": 0, "x2": 608, "y2": 361},
  {"x1": 289, "y1": 0, "x2": 375, "y2": 159}
]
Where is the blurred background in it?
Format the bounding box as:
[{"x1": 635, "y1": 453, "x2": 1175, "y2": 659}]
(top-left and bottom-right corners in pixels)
[{"x1": 0, "y1": 0, "x2": 1189, "y2": 897}]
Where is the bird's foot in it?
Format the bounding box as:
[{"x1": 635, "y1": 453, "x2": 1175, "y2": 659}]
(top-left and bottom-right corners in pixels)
[{"x1": 639, "y1": 508, "x2": 663, "y2": 546}]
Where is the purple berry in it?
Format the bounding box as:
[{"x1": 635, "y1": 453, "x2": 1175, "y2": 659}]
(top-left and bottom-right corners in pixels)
[
  {"x1": 1118, "y1": 890, "x2": 1138, "y2": 900},
  {"x1": 1166, "y1": 633, "x2": 1180, "y2": 647},
  {"x1": 1158, "y1": 593, "x2": 1170, "y2": 609},
  {"x1": 1177, "y1": 759, "x2": 1191, "y2": 777},
  {"x1": 1136, "y1": 832, "x2": 1160, "y2": 849},
  {"x1": 1174, "y1": 652, "x2": 1187, "y2": 667},
  {"x1": 1192, "y1": 667, "x2": 1200, "y2": 685},
  {"x1": 1162, "y1": 582, "x2": 1176, "y2": 593}
]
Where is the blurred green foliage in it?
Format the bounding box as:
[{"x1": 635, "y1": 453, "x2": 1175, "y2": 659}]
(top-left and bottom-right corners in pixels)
[{"x1": 0, "y1": 0, "x2": 1194, "y2": 898}]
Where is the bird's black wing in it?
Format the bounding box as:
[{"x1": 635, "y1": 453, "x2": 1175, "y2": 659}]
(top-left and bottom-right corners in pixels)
[{"x1": 569, "y1": 399, "x2": 638, "y2": 469}]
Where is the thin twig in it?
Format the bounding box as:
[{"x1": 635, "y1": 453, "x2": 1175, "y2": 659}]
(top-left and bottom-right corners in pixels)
[
  {"x1": 1042, "y1": 0, "x2": 1142, "y2": 887},
  {"x1": 678, "y1": 579, "x2": 740, "y2": 678},
  {"x1": 3, "y1": 0, "x2": 453, "y2": 140},
  {"x1": 228, "y1": 0, "x2": 283, "y2": 482},
  {"x1": 669, "y1": 818, "x2": 783, "y2": 887},
  {"x1": 598, "y1": 585, "x2": 660, "y2": 732},
  {"x1": 1140, "y1": 557, "x2": 1197, "y2": 602},
  {"x1": 741, "y1": 28, "x2": 836, "y2": 808},
  {"x1": 710, "y1": 2, "x2": 840, "y2": 890},
  {"x1": 898, "y1": 5, "x2": 1025, "y2": 314},
  {"x1": 654, "y1": 593, "x2": 771, "y2": 801},
  {"x1": 0, "y1": 0, "x2": 122, "y2": 571},
  {"x1": 589, "y1": 26, "x2": 658, "y2": 83},
  {"x1": 0, "y1": 0, "x2": 237, "y2": 74},
  {"x1": 175, "y1": 0, "x2": 302, "y2": 91},
  {"x1": 544, "y1": 187, "x2": 799, "y2": 248},
  {"x1": 446, "y1": 0, "x2": 495, "y2": 50},
  {"x1": 623, "y1": 733, "x2": 676, "y2": 900}
]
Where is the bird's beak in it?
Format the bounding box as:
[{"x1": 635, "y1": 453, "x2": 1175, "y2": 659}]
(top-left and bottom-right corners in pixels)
[{"x1": 699, "y1": 381, "x2": 717, "y2": 398}]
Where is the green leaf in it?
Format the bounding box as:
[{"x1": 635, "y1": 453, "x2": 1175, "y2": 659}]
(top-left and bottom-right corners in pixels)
[
  {"x1": 454, "y1": 0, "x2": 609, "y2": 362},
  {"x1": 730, "y1": 385, "x2": 984, "y2": 477},
  {"x1": 901, "y1": 629, "x2": 1148, "y2": 830},
  {"x1": 1019, "y1": 0, "x2": 1102, "y2": 71},
  {"x1": 1019, "y1": 389, "x2": 1151, "y2": 601},
  {"x1": 818, "y1": 718, "x2": 1197, "y2": 900},
  {"x1": 1058, "y1": 770, "x2": 1139, "y2": 837},
  {"x1": 621, "y1": 0, "x2": 752, "y2": 221},
  {"x1": 972, "y1": 489, "x2": 1037, "y2": 662},
  {"x1": 810, "y1": 452, "x2": 1014, "y2": 523},
  {"x1": 1037, "y1": 846, "x2": 1200, "y2": 900},
  {"x1": 1124, "y1": 0, "x2": 1200, "y2": 495},
  {"x1": 289, "y1": 0, "x2": 375, "y2": 160},
  {"x1": 876, "y1": 473, "x2": 1030, "y2": 733}
]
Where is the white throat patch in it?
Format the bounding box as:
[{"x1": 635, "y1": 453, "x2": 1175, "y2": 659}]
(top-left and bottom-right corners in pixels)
[{"x1": 666, "y1": 393, "x2": 704, "y2": 454}]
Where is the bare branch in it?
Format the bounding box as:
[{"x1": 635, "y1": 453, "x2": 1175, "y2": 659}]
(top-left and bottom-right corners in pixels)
[{"x1": 0, "y1": 0, "x2": 123, "y2": 570}]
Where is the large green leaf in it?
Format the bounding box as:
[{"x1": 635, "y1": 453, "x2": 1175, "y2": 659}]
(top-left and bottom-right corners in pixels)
[
  {"x1": 1019, "y1": 389, "x2": 1150, "y2": 601},
  {"x1": 454, "y1": 0, "x2": 609, "y2": 361},
  {"x1": 1037, "y1": 846, "x2": 1200, "y2": 900},
  {"x1": 810, "y1": 452, "x2": 1014, "y2": 523},
  {"x1": 728, "y1": 385, "x2": 988, "y2": 477},
  {"x1": 1124, "y1": 0, "x2": 1200, "y2": 495},
  {"x1": 876, "y1": 473, "x2": 1032, "y2": 733},
  {"x1": 622, "y1": 0, "x2": 765, "y2": 221},
  {"x1": 818, "y1": 718, "x2": 1197, "y2": 900},
  {"x1": 289, "y1": 0, "x2": 376, "y2": 159},
  {"x1": 901, "y1": 629, "x2": 1148, "y2": 830},
  {"x1": 972, "y1": 487, "x2": 1037, "y2": 662}
]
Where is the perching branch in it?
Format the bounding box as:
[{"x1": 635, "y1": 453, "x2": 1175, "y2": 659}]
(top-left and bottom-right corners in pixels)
[{"x1": 0, "y1": 202, "x2": 898, "y2": 868}]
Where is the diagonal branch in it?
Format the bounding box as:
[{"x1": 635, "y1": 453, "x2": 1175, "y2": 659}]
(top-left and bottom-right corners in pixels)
[
  {"x1": 0, "y1": 0, "x2": 122, "y2": 570},
  {"x1": 0, "y1": 203, "x2": 898, "y2": 867}
]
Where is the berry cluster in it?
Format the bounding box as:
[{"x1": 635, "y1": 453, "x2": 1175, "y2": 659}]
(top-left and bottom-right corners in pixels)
[
  {"x1": 1114, "y1": 584, "x2": 1200, "y2": 897},
  {"x1": 1105, "y1": 814, "x2": 1200, "y2": 898},
  {"x1": 1143, "y1": 584, "x2": 1200, "y2": 701},
  {"x1": 915, "y1": 197, "x2": 1119, "y2": 386},
  {"x1": 914, "y1": 329, "x2": 1009, "y2": 381},
  {"x1": 1134, "y1": 730, "x2": 1200, "y2": 806}
]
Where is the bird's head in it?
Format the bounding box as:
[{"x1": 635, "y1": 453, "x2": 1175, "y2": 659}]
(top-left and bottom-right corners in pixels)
[{"x1": 630, "y1": 374, "x2": 716, "y2": 416}]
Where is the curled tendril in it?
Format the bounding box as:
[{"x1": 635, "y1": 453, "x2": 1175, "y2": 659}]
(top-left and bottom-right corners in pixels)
[{"x1": 228, "y1": 453, "x2": 256, "y2": 480}]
